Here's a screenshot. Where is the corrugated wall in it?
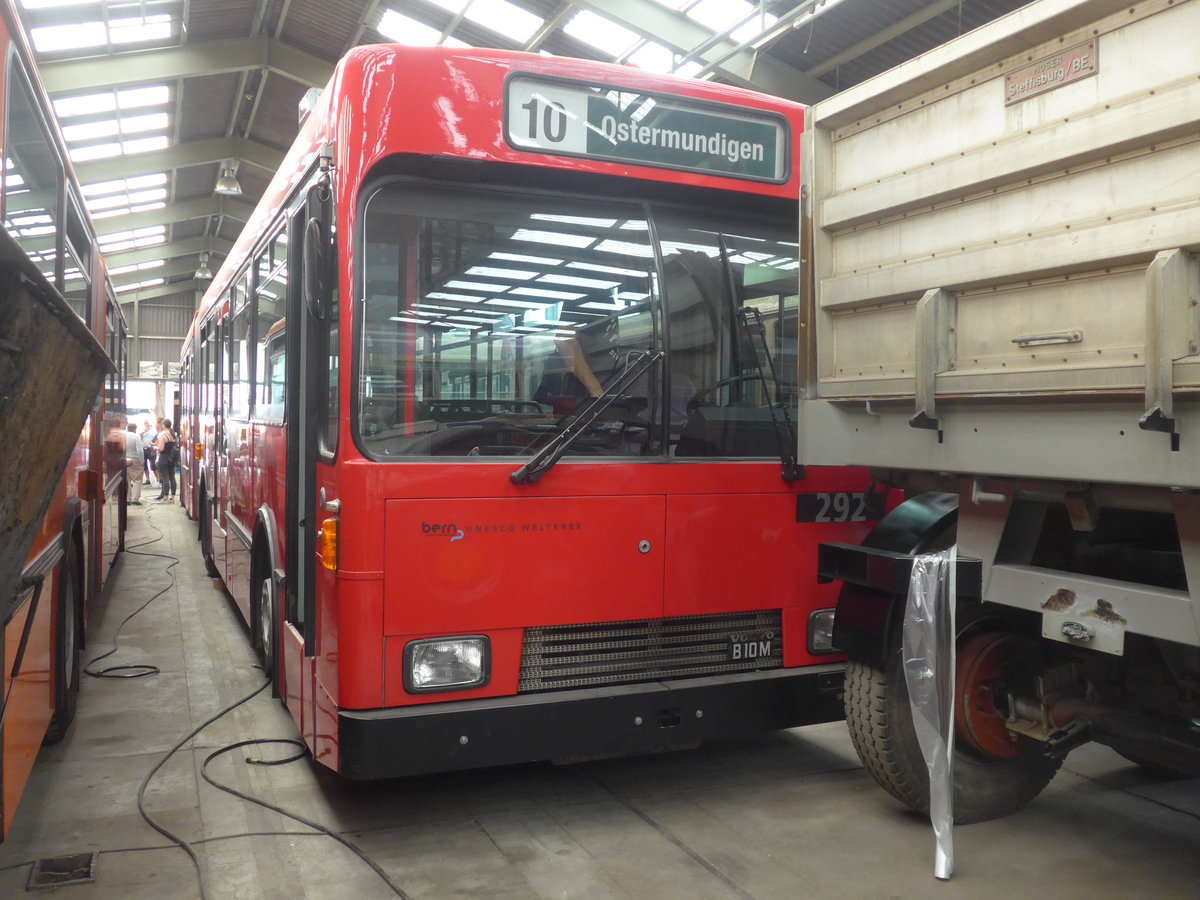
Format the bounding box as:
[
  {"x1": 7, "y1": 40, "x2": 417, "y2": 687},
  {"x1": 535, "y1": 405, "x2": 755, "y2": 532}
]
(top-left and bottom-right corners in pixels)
[{"x1": 126, "y1": 296, "x2": 195, "y2": 376}]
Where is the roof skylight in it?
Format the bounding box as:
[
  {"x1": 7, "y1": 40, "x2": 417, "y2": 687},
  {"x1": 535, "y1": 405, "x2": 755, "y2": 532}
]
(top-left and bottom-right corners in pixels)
[
  {"x1": 31, "y1": 14, "x2": 172, "y2": 53},
  {"x1": 90, "y1": 199, "x2": 167, "y2": 220},
  {"x1": 53, "y1": 85, "x2": 170, "y2": 119},
  {"x1": 377, "y1": 10, "x2": 445, "y2": 45},
  {"x1": 62, "y1": 112, "x2": 169, "y2": 143},
  {"x1": 377, "y1": 9, "x2": 470, "y2": 47},
  {"x1": 108, "y1": 259, "x2": 165, "y2": 277},
  {"x1": 53, "y1": 85, "x2": 172, "y2": 164},
  {"x1": 564, "y1": 10, "x2": 640, "y2": 56},
  {"x1": 98, "y1": 225, "x2": 166, "y2": 254},
  {"x1": 394, "y1": 0, "x2": 542, "y2": 44},
  {"x1": 82, "y1": 173, "x2": 168, "y2": 198},
  {"x1": 462, "y1": 0, "x2": 543, "y2": 43},
  {"x1": 626, "y1": 41, "x2": 676, "y2": 74},
  {"x1": 732, "y1": 11, "x2": 778, "y2": 44},
  {"x1": 69, "y1": 135, "x2": 169, "y2": 163},
  {"x1": 115, "y1": 276, "x2": 166, "y2": 294},
  {"x1": 686, "y1": 0, "x2": 753, "y2": 33}
]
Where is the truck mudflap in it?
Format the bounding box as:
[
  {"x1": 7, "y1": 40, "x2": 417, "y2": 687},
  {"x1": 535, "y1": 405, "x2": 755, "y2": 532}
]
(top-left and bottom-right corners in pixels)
[{"x1": 820, "y1": 492, "x2": 980, "y2": 667}]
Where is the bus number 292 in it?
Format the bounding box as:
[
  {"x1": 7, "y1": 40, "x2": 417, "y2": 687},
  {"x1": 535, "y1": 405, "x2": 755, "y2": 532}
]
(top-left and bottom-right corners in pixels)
[{"x1": 795, "y1": 492, "x2": 885, "y2": 524}]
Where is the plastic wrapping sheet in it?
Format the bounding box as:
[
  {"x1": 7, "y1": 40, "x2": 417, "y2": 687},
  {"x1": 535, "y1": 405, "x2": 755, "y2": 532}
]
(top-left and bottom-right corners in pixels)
[{"x1": 902, "y1": 549, "x2": 957, "y2": 880}]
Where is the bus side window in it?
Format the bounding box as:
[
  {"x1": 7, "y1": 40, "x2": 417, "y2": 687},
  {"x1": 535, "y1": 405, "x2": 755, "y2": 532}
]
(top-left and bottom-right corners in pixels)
[
  {"x1": 230, "y1": 278, "x2": 251, "y2": 419},
  {"x1": 255, "y1": 233, "x2": 286, "y2": 421}
]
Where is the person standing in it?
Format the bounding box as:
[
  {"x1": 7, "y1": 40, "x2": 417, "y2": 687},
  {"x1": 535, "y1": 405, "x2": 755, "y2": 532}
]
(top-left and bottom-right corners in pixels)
[
  {"x1": 153, "y1": 418, "x2": 178, "y2": 501},
  {"x1": 140, "y1": 417, "x2": 156, "y2": 484},
  {"x1": 124, "y1": 423, "x2": 143, "y2": 505}
]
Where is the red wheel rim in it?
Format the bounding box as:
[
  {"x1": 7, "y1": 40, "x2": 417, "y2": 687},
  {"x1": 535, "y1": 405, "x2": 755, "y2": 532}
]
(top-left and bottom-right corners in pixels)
[{"x1": 955, "y1": 632, "x2": 1037, "y2": 758}]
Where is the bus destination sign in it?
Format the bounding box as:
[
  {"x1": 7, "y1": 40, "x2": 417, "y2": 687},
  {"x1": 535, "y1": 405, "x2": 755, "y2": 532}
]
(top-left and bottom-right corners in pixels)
[{"x1": 506, "y1": 75, "x2": 787, "y2": 182}]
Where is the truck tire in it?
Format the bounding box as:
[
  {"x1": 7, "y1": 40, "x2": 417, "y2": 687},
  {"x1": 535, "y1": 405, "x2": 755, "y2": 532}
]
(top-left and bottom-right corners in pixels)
[
  {"x1": 45, "y1": 538, "x2": 83, "y2": 744},
  {"x1": 845, "y1": 619, "x2": 1062, "y2": 824}
]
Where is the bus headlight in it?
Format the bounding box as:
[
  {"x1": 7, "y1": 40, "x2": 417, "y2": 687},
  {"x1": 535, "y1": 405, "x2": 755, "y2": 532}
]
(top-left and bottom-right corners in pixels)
[
  {"x1": 808, "y1": 608, "x2": 840, "y2": 654},
  {"x1": 404, "y1": 636, "x2": 490, "y2": 693}
]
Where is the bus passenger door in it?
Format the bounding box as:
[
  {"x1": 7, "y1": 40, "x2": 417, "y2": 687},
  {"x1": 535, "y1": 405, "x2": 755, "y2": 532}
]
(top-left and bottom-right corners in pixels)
[
  {"x1": 198, "y1": 322, "x2": 225, "y2": 573},
  {"x1": 282, "y1": 177, "x2": 335, "y2": 758},
  {"x1": 211, "y1": 317, "x2": 229, "y2": 578}
]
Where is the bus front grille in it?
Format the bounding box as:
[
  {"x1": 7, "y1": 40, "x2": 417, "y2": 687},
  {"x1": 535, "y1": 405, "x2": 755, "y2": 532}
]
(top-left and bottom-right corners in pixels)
[{"x1": 518, "y1": 610, "x2": 783, "y2": 692}]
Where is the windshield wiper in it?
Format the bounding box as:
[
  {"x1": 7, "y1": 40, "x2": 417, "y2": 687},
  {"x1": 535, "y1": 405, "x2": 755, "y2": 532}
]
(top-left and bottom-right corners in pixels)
[
  {"x1": 739, "y1": 307, "x2": 805, "y2": 482},
  {"x1": 510, "y1": 349, "x2": 663, "y2": 485}
]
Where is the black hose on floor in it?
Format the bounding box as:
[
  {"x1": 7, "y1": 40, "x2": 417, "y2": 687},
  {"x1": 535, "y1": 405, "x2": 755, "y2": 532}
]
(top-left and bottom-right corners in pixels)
[{"x1": 83, "y1": 503, "x2": 176, "y2": 679}]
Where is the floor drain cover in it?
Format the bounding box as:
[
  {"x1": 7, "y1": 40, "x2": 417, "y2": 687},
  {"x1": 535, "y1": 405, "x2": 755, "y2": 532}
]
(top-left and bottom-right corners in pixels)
[{"x1": 27, "y1": 852, "x2": 98, "y2": 889}]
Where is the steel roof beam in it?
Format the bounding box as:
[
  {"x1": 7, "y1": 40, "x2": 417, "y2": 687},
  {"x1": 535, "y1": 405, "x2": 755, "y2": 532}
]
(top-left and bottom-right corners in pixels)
[
  {"x1": 573, "y1": 0, "x2": 832, "y2": 101},
  {"x1": 805, "y1": 0, "x2": 962, "y2": 79},
  {"x1": 95, "y1": 196, "x2": 253, "y2": 236},
  {"x1": 116, "y1": 281, "x2": 201, "y2": 304},
  {"x1": 112, "y1": 256, "x2": 198, "y2": 287},
  {"x1": 105, "y1": 235, "x2": 233, "y2": 268},
  {"x1": 38, "y1": 36, "x2": 333, "y2": 95},
  {"x1": 72, "y1": 136, "x2": 284, "y2": 185}
]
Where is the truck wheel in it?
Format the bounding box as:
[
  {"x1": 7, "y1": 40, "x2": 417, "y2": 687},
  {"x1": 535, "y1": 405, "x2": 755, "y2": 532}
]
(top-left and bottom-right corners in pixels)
[
  {"x1": 45, "y1": 540, "x2": 83, "y2": 744},
  {"x1": 845, "y1": 616, "x2": 1062, "y2": 824}
]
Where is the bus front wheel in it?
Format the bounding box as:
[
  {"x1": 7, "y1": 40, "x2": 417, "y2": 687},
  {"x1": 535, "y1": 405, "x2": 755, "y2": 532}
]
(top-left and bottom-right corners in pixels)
[{"x1": 251, "y1": 553, "x2": 278, "y2": 696}]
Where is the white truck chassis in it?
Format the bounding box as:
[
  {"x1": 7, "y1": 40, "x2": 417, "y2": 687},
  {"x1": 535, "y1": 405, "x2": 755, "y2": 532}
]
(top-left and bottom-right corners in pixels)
[{"x1": 800, "y1": 0, "x2": 1200, "y2": 821}]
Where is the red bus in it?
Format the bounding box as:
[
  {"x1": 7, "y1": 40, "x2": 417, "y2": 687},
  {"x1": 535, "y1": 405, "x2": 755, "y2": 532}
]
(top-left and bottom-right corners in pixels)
[
  {"x1": 179, "y1": 46, "x2": 882, "y2": 778},
  {"x1": 0, "y1": 0, "x2": 126, "y2": 838}
]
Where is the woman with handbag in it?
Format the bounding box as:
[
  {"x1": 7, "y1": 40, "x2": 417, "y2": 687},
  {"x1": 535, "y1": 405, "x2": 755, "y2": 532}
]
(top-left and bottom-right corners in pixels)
[{"x1": 153, "y1": 419, "x2": 178, "y2": 502}]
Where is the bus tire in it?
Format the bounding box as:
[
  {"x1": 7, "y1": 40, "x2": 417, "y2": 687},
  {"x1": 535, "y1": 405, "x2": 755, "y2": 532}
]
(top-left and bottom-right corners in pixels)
[
  {"x1": 199, "y1": 489, "x2": 219, "y2": 578},
  {"x1": 118, "y1": 477, "x2": 128, "y2": 552},
  {"x1": 251, "y1": 563, "x2": 277, "y2": 686},
  {"x1": 845, "y1": 620, "x2": 1062, "y2": 824},
  {"x1": 45, "y1": 537, "x2": 83, "y2": 744}
]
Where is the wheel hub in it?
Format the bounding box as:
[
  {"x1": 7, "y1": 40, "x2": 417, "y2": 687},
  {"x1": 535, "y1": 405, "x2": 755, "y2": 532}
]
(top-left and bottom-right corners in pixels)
[{"x1": 955, "y1": 631, "x2": 1040, "y2": 758}]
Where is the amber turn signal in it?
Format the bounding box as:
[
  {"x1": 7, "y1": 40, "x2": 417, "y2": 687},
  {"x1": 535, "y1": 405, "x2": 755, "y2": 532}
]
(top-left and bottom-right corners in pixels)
[{"x1": 317, "y1": 517, "x2": 338, "y2": 571}]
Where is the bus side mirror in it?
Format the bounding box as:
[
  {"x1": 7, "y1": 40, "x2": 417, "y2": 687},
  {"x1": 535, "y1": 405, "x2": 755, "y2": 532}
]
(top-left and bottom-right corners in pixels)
[{"x1": 303, "y1": 216, "x2": 326, "y2": 319}]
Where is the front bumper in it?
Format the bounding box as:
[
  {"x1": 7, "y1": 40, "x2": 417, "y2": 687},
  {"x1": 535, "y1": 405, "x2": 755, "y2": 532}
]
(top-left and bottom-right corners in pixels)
[{"x1": 338, "y1": 665, "x2": 845, "y2": 779}]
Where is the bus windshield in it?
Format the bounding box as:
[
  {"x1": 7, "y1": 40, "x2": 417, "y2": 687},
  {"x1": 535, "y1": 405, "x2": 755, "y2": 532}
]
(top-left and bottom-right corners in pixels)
[{"x1": 357, "y1": 183, "x2": 799, "y2": 459}]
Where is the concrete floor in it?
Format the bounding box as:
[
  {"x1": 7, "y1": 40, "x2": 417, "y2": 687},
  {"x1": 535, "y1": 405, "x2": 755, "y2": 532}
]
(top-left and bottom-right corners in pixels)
[{"x1": 1, "y1": 500, "x2": 1199, "y2": 899}]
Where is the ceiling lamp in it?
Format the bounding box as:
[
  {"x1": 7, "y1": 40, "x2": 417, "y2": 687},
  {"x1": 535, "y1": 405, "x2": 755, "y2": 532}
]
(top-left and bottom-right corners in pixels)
[
  {"x1": 194, "y1": 251, "x2": 213, "y2": 281},
  {"x1": 214, "y1": 161, "x2": 242, "y2": 197}
]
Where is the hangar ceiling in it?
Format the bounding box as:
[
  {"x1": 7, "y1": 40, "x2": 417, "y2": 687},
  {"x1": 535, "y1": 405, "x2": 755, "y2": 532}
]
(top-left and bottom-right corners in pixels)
[{"x1": 14, "y1": 0, "x2": 1036, "y2": 369}]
